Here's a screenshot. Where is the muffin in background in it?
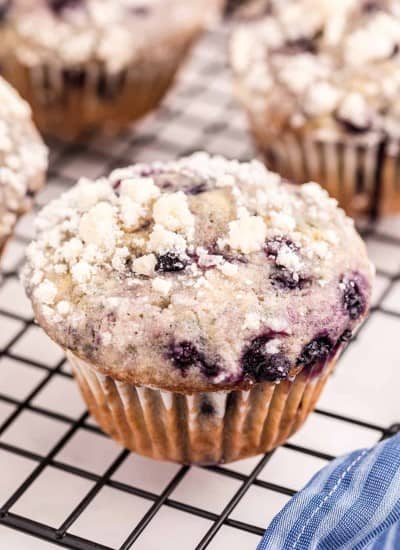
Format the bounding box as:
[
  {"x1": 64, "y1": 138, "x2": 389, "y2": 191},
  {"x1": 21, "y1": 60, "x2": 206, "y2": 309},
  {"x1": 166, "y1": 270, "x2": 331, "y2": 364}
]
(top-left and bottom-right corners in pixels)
[
  {"x1": 0, "y1": 0, "x2": 223, "y2": 140},
  {"x1": 0, "y1": 76, "x2": 47, "y2": 259},
  {"x1": 231, "y1": 0, "x2": 400, "y2": 217},
  {"x1": 22, "y1": 153, "x2": 373, "y2": 465}
]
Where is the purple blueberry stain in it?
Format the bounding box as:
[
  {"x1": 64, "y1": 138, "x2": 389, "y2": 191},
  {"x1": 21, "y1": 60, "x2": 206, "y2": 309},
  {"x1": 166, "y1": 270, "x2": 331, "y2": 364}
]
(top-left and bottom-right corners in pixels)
[
  {"x1": 283, "y1": 37, "x2": 317, "y2": 54},
  {"x1": 160, "y1": 180, "x2": 174, "y2": 190},
  {"x1": 362, "y1": 1, "x2": 384, "y2": 13},
  {"x1": 62, "y1": 68, "x2": 86, "y2": 89},
  {"x1": 207, "y1": 243, "x2": 248, "y2": 265},
  {"x1": 0, "y1": 0, "x2": 11, "y2": 22},
  {"x1": 339, "y1": 329, "x2": 353, "y2": 343},
  {"x1": 335, "y1": 115, "x2": 372, "y2": 134},
  {"x1": 168, "y1": 341, "x2": 200, "y2": 372},
  {"x1": 187, "y1": 182, "x2": 208, "y2": 195},
  {"x1": 48, "y1": 0, "x2": 82, "y2": 14},
  {"x1": 168, "y1": 341, "x2": 221, "y2": 379},
  {"x1": 241, "y1": 333, "x2": 290, "y2": 382},
  {"x1": 264, "y1": 236, "x2": 298, "y2": 259},
  {"x1": 131, "y1": 5, "x2": 150, "y2": 16},
  {"x1": 296, "y1": 334, "x2": 333, "y2": 373},
  {"x1": 270, "y1": 267, "x2": 311, "y2": 291},
  {"x1": 199, "y1": 397, "x2": 215, "y2": 416},
  {"x1": 273, "y1": 34, "x2": 320, "y2": 56},
  {"x1": 341, "y1": 274, "x2": 367, "y2": 320},
  {"x1": 155, "y1": 253, "x2": 188, "y2": 273}
]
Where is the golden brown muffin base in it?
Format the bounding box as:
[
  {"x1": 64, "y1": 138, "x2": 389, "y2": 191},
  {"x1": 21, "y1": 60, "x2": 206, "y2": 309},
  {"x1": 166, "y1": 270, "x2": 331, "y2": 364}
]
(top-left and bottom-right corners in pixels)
[
  {"x1": 68, "y1": 350, "x2": 336, "y2": 465},
  {"x1": 0, "y1": 31, "x2": 199, "y2": 141}
]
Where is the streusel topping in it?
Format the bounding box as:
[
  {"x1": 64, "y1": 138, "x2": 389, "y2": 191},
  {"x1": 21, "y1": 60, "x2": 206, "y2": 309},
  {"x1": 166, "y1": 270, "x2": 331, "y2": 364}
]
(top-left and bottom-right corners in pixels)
[
  {"x1": 0, "y1": 0, "x2": 221, "y2": 72},
  {"x1": 23, "y1": 153, "x2": 373, "y2": 391},
  {"x1": 231, "y1": 0, "x2": 400, "y2": 143},
  {"x1": 0, "y1": 76, "x2": 47, "y2": 242}
]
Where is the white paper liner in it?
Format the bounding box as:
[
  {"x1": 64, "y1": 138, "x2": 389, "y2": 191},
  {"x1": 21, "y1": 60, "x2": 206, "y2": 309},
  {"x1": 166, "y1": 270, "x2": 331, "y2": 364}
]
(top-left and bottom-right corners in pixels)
[{"x1": 68, "y1": 351, "x2": 335, "y2": 465}]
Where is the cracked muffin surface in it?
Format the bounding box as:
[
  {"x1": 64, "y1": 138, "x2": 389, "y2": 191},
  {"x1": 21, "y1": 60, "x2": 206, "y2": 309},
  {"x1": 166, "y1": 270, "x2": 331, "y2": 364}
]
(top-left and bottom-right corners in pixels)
[{"x1": 23, "y1": 153, "x2": 374, "y2": 392}]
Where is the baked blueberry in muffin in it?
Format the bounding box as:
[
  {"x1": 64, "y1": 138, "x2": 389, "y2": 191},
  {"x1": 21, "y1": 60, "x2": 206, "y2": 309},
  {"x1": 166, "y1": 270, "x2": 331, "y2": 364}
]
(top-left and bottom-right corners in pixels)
[{"x1": 23, "y1": 153, "x2": 373, "y2": 464}]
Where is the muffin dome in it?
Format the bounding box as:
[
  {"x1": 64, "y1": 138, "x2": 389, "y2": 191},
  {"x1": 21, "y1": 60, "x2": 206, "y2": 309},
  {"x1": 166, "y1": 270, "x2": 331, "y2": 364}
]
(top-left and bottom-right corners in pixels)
[
  {"x1": 0, "y1": 76, "x2": 47, "y2": 251},
  {"x1": 23, "y1": 153, "x2": 373, "y2": 392},
  {"x1": 231, "y1": 0, "x2": 400, "y2": 142}
]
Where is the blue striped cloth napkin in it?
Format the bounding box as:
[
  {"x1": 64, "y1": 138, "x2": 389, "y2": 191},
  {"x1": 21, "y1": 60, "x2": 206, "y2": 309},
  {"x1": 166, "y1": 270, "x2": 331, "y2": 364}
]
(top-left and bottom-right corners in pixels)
[{"x1": 258, "y1": 434, "x2": 400, "y2": 550}]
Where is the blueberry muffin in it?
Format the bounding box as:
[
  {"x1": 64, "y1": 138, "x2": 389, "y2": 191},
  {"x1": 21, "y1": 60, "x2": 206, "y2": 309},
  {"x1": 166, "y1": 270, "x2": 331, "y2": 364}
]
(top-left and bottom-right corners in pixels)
[
  {"x1": 0, "y1": 0, "x2": 223, "y2": 140},
  {"x1": 0, "y1": 76, "x2": 47, "y2": 259},
  {"x1": 22, "y1": 153, "x2": 373, "y2": 464},
  {"x1": 231, "y1": 0, "x2": 400, "y2": 217}
]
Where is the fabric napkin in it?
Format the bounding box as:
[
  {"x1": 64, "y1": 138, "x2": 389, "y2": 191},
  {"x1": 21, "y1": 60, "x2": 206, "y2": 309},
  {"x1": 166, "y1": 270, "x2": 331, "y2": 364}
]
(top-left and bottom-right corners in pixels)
[{"x1": 258, "y1": 433, "x2": 400, "y2": 550}]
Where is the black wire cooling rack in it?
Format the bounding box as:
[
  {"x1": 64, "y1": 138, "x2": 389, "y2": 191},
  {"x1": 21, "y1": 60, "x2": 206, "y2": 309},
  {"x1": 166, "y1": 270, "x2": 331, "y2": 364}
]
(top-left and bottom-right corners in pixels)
[{"x1": 0, "y1": 23, "x2": 399, "y2": 550}]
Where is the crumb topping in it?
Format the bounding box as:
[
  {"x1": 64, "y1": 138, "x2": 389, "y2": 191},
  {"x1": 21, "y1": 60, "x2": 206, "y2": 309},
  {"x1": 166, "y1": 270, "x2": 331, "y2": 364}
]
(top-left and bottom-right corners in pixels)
[
  {"x1": 231, "y1": 0, "x2": 400, "y2": 139},
  {"x1": 23, "y1": 152, "x2": 373, "y2": 391},
  {"x1": 0, "y1": 76, "x2": 47, "y2": 242}
]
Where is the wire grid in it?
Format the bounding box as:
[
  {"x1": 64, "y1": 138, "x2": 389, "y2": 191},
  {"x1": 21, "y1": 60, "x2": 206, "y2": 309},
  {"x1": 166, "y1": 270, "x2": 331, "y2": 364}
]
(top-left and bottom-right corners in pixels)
[{"x1": 0, "y1": 23, "x2": 399, "y2": 550}]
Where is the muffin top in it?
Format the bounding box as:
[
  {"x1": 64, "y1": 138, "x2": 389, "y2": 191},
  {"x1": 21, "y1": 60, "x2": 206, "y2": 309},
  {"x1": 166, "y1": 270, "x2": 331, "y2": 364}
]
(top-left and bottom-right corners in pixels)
[
  {"x1": 0, "y1": 0, "x2": 221, "y2": 72},
  {"x1": 23, "y1": 153, "x2": 374, "y2": 392},
  {"x1": 0, "y1": 76, "x2": 47, "y2": 244},
  {"x1": 231, "y1": 0, "x2": 400, "y2": 144}
]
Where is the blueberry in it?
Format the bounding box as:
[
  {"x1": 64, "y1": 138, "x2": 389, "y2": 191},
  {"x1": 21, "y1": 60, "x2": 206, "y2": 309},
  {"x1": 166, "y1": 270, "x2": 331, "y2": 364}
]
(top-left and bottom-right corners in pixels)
[
  {"x1": 270, "y1": 267, "x2": 310, "y2": 291},
  {"x1": 48, "y1": 0, "x2": 81, "y2": 14},
  {"x1": 363, "y1": 1, "x2": 383, "y2": 12},
  {"x1": 201, "y1": 362, "x2": 220, "y2": 379},
  {"x1": 297, "y1": 335, "x2": 333, "y2": 370},
  {"x1": 224, "y1": 0, "x2": 246, "y2": 15},
  {"x1": 336, "y1": 115, "x2": 372, "y2": 134},
  {"x1": 241, "y1": 335, "x2": 291, "y2": 382},
  {"x1": 206, "y1": 243, "x2": 248, "y2": 265},
  {"x1": 339, "y1": 329, "x2": 353, "y2": 343},
  {"x1": 155, "y1": 253, "x2": 187, "y2": 273},
  {"x1": 160, "y1": 180, "x2": 173, "y2": 190},
  {"x1": 62, "y1": 68, "x2": 86, "y2": 88},
  {"x1": 200, "y1": 398, "x2": 215, "y2": 416},
  {"x1": 341, "y1": 277, "x2": 366, "y2": 320},
  {"x1": 96, "y1": 73, "x2": 112, "y2": 100},
  {"x1": 264, "y1": 237, "x2": 298, "y2": 259},
  {"x1": 0, "y1": 0, "x2": 11, "y2": 22},
  {"x1": 168, "y1": 341, "x2": 200, "y2": 371},
  {"x1": 168, "y1": 341, "x2": 220, "y2": 379},
  {"x1": 284, "y1": 37, "x2": 317, "y2": 54},
  {"x1": 187, "y1": 182, "x2": 207, "y2": 195},
  {"x1": 131, "y1": 6, "x2": 150, "y2": 16}
]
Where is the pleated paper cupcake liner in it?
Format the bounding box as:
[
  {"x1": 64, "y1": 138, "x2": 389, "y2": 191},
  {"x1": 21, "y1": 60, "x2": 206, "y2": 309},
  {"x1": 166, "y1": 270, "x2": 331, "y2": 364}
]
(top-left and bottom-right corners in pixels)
[
  {"x1": 248, "y1": 117, "x2": 400, "y2": 217},
  {"x1": 0, "y1": 33, "x2": 197, "y2": 140},
  {"x1": 68, "y1": 351, "x2": 336, "y2": 465}
]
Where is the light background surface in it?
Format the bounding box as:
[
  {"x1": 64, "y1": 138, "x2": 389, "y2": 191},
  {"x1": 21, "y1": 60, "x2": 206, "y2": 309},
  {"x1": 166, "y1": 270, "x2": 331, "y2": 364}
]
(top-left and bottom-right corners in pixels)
[{"x1": 0, "y1": 23, "x2": 398, "y2": 550}]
